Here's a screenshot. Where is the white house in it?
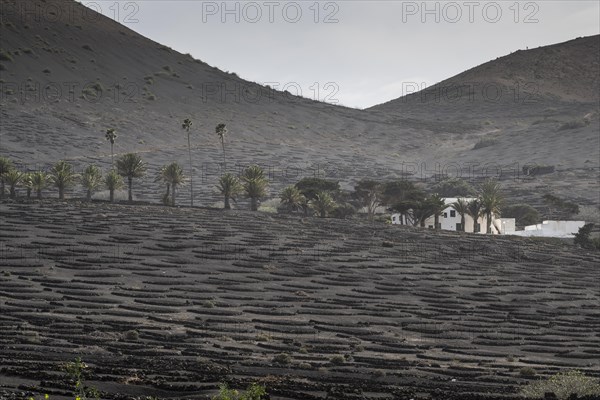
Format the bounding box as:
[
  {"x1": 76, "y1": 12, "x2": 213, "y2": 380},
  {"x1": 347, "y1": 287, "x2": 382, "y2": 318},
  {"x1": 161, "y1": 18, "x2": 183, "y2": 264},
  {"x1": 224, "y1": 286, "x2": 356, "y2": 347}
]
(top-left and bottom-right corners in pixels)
[
  {"x1": 391, "y1": 197, "x2": 495, "y2": 234},
  {"x1": 512, "y1": 220, "x2": 585, "y2": 238}
]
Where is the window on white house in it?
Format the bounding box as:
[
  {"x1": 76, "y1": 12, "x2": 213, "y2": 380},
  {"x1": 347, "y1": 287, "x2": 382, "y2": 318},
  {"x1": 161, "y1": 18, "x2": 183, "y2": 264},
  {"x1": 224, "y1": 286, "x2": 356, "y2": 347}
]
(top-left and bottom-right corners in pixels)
[
  {"x1": 450, "y1": 210, "x2": 456, "y2": 217},
  {"x1": 443, "y1": 212, "x2": 448, "y2": 218}
]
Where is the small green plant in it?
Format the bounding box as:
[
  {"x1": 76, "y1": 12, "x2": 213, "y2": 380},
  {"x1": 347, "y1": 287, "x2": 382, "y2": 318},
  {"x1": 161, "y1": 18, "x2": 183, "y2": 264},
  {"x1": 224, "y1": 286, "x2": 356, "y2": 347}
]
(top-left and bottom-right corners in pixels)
[
  {"x1": 521, "y1": 370, "x2": 600, "y2": 399},
  {"x1": 519, "y1": 366, "x2": 536, "y2": 377},
  {"x1": 574, "y1": 223, "x2": 599, "y2": 250},
  {"x1": 473, "y1": 138, "x2": 498, "y2": 150},
  {"x1": 63, "y1": 357, "x2": 100, "y2": 400},
  {"x1": 0, "y1": 49, "x2": 13, "y2": 61},
  {"x1": 212, "y1": 383, "x2": 267, "y2": 400},
  {"x1": 330, "y1": 355, "x2": 345, "y2": 365},
  {"x1": 124, "y1": 330, "x2": 139, "y2": 341},
  {"x1": 272, "y1": 353, "x2": 291, "y2": 365}
]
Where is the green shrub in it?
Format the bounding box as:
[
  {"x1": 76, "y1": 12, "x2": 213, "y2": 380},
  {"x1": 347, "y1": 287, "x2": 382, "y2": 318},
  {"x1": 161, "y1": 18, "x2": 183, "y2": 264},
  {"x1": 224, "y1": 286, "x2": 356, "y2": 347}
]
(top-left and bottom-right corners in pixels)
[
  {"x1": 558, "y1": 119, "x2": 589, "y2": 131},
  {"x1": 431, "y1": 178, "x2": 475, "y2": 197},
  {"x1": 521, "y1": 370, "x2": 600, "y2": 399},
  {"x1": 272, "y1": 353, "x2": 291, "y2": 365},
  {"x1": 0, "y1": 49, "x2": 13, "y2": 61},
  {"x1": 330, "y1": 355, "x2": 345, "y2": 365},
  {"x1": 473, "y1": 138, "x2": 498, "y2": 150},
  {"x1": 519, "y1": 366, "x2": 536, "y2": 377},
  {"x1": 543, "y1": 194, "x2": 579, "y2": 214},
  {"x1": 213, "y1": 383, "x2": 267, "y2": 400},
  {"x1": 574, "y1": 223, "x2": 599, "y2": 250},
  {"x1": 502, "y1": 204, "x2": 539, "y2": 226}
]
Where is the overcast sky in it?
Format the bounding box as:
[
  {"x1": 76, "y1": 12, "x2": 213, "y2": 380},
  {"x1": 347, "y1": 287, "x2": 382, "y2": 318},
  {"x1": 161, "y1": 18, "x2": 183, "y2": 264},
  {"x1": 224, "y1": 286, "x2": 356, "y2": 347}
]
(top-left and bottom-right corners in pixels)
[{"x1": 80, "y1": 1, "x2": 599, "y2": 109}]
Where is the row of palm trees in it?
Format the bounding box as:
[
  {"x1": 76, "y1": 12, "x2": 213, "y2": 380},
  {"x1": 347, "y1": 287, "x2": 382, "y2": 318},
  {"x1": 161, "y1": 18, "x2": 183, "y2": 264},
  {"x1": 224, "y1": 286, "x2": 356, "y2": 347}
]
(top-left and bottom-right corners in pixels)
[{"x1": 0, "y1": 155, "x2": 140, "y2": 202}]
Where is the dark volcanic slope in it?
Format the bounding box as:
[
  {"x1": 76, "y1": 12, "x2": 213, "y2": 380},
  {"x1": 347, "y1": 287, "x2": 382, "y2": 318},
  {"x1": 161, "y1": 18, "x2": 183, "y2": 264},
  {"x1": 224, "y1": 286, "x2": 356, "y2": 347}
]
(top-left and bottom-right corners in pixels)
[
  {"x1": 1, "y1": 200, "x2": 600, "y2": 399},
  {"x1": 1, "y1": 0, "x2": 599, "y2": 209}
]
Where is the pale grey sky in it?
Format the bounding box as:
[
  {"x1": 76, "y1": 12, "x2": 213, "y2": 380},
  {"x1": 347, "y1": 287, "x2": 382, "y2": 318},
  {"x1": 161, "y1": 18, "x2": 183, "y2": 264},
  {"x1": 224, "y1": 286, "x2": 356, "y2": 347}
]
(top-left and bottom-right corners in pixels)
[{"x1": 79, "y1": 1, "x2": 600, "y2": 109}]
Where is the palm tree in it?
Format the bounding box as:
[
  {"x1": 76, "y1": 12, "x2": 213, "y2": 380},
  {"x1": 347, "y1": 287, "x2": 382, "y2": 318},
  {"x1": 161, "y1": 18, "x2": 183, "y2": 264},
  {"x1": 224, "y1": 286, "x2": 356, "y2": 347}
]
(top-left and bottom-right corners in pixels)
[
  {"x1": 49, "y1": 160, "x2": 78, "y2": 200},
  {"x1": 182, "y1": 118, "x2": 194, "y2": 207},
  {"x1": 105, "y1": 170, "x2": 124, "y2": 203},
  {"x1": 391, "y1": 200, "x2": 415, "y2": 226},
  {"x1": 467, "y1": 198, "x2": 484, "y2": 233},
  {"x1": 105, "y1": 128, "x2": 117, "y2": 168},
  {"x1": 452, "y1": 198, "x2": 469, "y2": 232},
  {"x1": 216, "y1": 123, "x2": 227, "y2": 167},
  {"x1": 4, "y1": 169, "x2": 24, "y2": 198},
  {"x1": 82, "y1": 164, "x2": 103, "y2": 201},
  {"x1": 154, "y1": 165, "x2": 171, "y2": 205},
  {"x1": 354, "y1": 179, "x2": 382, "y2": 221},
  {"x1": 411, "y1": 200, "x2": 434, "y2": 227},
  {"x1": 217, "y1": 172, "x2": 242, "y2": 210},
  {"x1": 163, "y1": 162, "x2": 186, "y2": 207},
  {"x1": 0, "y1": 156, "x2": 14, "y2": 198},
  {"x1": 279, "y1": 185, "x2": 305, "y2": 213},
  {"x1": 242, "y1": 165, "x2": 268, "y2": 211},
  {"x1": 429, "y1": 193, "x2": 446, "y2": 230},
  {"x1": 23, "y1": 172, "x2": 33, "y2": 198},
  {"x1": 480, "y1": 179, "x2": 502, "y2": 234},
  {"x1": 29, "y1": 171, "x2": 48, "y2": 199},
  {"x1": 116, "y1": 153, "x2": 146, "y2": 202},
  {"x1": 311, "y1": 191, "x2": 336, "y2": 218}
]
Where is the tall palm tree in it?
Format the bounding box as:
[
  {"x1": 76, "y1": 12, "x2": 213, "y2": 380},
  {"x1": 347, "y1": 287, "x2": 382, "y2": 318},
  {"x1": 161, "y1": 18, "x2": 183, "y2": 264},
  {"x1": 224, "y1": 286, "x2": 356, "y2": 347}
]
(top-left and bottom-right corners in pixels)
[
  {"x1": 182, "y1": 118, "x2": 194, "y2": 207},
  {"x1": 467, "y1": 198, "x2": 484, "y2": 233},
  {"x1": 23, "y1": 172, "x2": 33, "y2": 198},
  {"x1": 82, "y1": 164, "x2": 103, "y2": 201},
  {"x1": 411, "y1": 200, "x2": 434, "y2": 227},
  {"x1": 105, "y1": 128, "x2": 117, "y2": 168},
  {"x1": 4, "y1": 169, "x2": 24, "y2": 199},
  {"x1": 29, "y1": 171, "x2": 48, "y2": 199},
  {"x1": 452, "y1": 198, "x2": 469, "y2": 232},
  {"x1": 391, "y1": 200, "x2": 416, "y2": 226},
  {"x1": 0, "y1": 156, "x2": 14, "y2": 198},
  {"x1": 154, "y1": 165, "x2": 171, "y2": 205},
  {"x1": 163, "y1": 162, "x2": 186, "y2": 207},
  {"x1": 49, "y1": 160, "x2": 78, "y2": 200},
  {"x1": 480, "y1": 179, "x2": 502, "y2": 234},
  {"x1": 105, "y1": 170, "x2": 124, "y2": 203},
  {"x1": 217, "y1": 172, "x2": 242, "y2": 210},
  {"x1": 280, "y1": 185, "x2": 305, "y2": 213},
  {"x1": 216, "y1": 123, "x2": 227, "y2": 167},
  {"x1": 242, "y1": 165, "x2": 268, "y2": 211},
  {"x1": 116, "y1": 153, "x2": 146, "y2": 202},
  {"x1": 429, "y1": 193, "x2": 446, "y2": 230},
  {"x1": 311, "y1": 191, "x2": 336, "y2": 218}
]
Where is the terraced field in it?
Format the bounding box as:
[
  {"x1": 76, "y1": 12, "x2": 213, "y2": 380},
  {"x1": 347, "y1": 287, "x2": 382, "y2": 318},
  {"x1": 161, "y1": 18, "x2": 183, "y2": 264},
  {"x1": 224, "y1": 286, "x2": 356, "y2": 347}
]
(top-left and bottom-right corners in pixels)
[{"x1": 1, "y1": 200, "x2": 599, "y2": 399}]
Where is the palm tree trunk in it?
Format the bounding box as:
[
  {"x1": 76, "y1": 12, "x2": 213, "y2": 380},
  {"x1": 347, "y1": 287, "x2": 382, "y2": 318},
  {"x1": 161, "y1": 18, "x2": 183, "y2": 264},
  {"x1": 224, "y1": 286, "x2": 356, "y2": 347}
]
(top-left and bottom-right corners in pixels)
[
  {"x1": 111, "y1": 143, "x2": 114, "y2": 169},
  {"x1": 224, "y1": 196, "x2": 231, "y2": 210},
  {"x1": 37, "y1": 189, "x2": 42, "y2": 199},
  {"x1": 251, "y1": 197, "x2": 258, "y2": 211},
  {"x1": 86, "y1": 189, "x2": 92, "y2": 202},
  {"x1": 434, "y1": 214, "x2": 439, "y2": 229},
  {"x1": 1, "y1": 181, "x2": 4, "y2": 197},
  {"x1": 486, "y1": 211, "x2": 492, "y2": 234},
  {"x1": 171, "y1": 184, "x2": 176, "y2": 207},
  {"x1": 420, "y1": 218, "x2": 425, "y2": 228},
  {"x1": 461, "y1": 215, "x2": 465, "y2": 232},
  {"x1": 59, "y1": 186, "x2": 64, "y2": 200},
  {"x1": 221, "y1": 139, "x2": 226, "y2": 168},
  {"x1": 128, "y1": 177, "x2": 133, "y2": 202},
  {"x1": 188, "y1": 133, "x2": 194, "y2": 207},
  {"x1": 9, "y1": 186, "x2": 16, "y2": 198},
  {"x1": 27, "y1": 188, "x2": 32, "y2": 198},
  {"x1": 109, "y1": 189, "x2": 114, "y2": 203},
  {"x1": 320, "y1": 210, "x2": 326, "y2": 218}
]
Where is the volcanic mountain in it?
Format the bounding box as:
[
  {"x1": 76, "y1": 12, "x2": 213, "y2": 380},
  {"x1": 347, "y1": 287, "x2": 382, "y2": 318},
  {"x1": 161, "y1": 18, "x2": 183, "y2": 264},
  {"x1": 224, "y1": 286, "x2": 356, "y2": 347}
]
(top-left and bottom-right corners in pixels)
[{"x1": 0, "y1": 0, "x2": 598, "y2": 211}]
